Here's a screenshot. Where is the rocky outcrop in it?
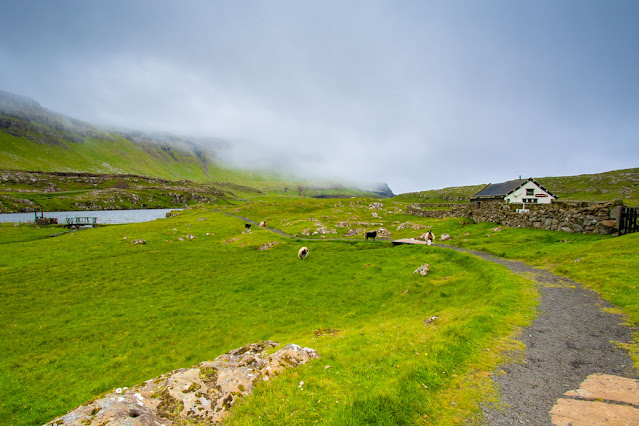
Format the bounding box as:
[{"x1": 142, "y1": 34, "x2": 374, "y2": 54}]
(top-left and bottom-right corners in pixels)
[
  {"x1": 413, "y1": 264, "x2": 430, "y2": 276},
  {"x1": 47, "y1": 341, "x2": 319, "y2": 425},
  {"x1": 258, "y1": 241, "x2": 279, "y2": 250},
  {"x1": 0, "y1": 171, "x2": 225, "y2": 212}
]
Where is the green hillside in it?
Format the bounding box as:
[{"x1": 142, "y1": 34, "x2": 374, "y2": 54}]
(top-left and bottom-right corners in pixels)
[
  {"x1": 396, "y1": 168, "x2": 639, "y2": 206},
  {"x1": 0, "y1": 91, "x2": 392, "y2": 211},
  {"x1": 538, "y1": 169, "x2": 639, "y2": 205}
]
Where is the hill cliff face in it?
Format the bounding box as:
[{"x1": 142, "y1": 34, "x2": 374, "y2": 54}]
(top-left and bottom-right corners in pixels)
[
  {"x1": 0, "y1": 90, "x2": 222, "y2": 181},
  {"x1": 0, "y1": 90, "x2": 394, "y2": 211}
]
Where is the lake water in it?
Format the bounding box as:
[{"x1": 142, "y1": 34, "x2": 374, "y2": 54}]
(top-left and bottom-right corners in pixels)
[{"x1": 0, "y1": 208, "x2": 181, "y2": 224}]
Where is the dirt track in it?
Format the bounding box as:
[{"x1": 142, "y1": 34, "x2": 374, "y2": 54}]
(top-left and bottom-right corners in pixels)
[{"x1": 439, "y1": 245, "x2": 638, "y2": 424}]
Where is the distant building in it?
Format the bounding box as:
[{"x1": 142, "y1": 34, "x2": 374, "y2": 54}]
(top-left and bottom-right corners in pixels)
[{"x1": 470, "y1": 178, "x2": 557, "y2": 204}]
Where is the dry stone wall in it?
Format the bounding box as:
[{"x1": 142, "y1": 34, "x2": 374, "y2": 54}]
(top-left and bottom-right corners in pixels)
[
  {"x1": 406, "y1": 203, "x2": 470, "y2": 219},
  {"x1": 408, "y1": 200, "x2": 624, "y2": 235}
]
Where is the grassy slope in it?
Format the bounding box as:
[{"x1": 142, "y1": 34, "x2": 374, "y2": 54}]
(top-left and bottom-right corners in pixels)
[
  {"x1": 396, "y1": 168, "x2": 639, "y2": 206},
  {"x1": 218, "y1": 196, "x2": 478, "y2": 241},
  {"x1": 1, "y1": 131, "x2": 223, "y2": 181},
  {"x1": 0, "y1": 203, "x2": 536, "y2": 425},
  {"x1": 0, "y1": 130, "x2": 386, "y2": 206},
  {"x1": 538, "y1": 168, "x2": 639, "y2": 205},
  {"x1": 394, "y1": 185, "x2": 486, "y2": 204}
]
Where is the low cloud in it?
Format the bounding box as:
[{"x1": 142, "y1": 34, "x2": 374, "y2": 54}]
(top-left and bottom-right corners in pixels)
[{"x1": 1, "y1": 1, "x2": 638, "y2": 193}]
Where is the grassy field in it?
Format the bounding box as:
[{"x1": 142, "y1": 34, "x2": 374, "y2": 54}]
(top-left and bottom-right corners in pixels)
[
  {"x1": 2, "y1": 197, "x2": 638, "y2": 424},
  {"x1": 0, "y1": 202, "x2": 538, "y2": 424},
  {"x1": 217, "y1": 197, "x2": 477, "y2": 241}
]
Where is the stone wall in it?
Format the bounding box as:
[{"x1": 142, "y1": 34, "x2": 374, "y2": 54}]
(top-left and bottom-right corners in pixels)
[
  {"x1": 408, "y1": 200, "x2": 624, "y2": 235},
  {"x1": 406, "y1": 203, "x2": 470, "y2": 219}
]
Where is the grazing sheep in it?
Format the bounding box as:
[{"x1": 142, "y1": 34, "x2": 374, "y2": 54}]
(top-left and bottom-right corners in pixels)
[
  {"x1": 298, "y1": 247, "x2": 309, "y2": 260},
  {"x1": 259, "y1": 221, "x2": 267, "y2": 228},
  {"x1": 245, "y1": 223, "x2": 251, "y2": 230},
  {"x1": 365, "y1": 231, "x2": 377, "y2": 241},
  {"x1": 425, "y1": 230, "x2": 435, "y2": 246}
]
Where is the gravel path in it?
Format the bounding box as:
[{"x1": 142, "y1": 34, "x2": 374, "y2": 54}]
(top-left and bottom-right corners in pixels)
[{"x1": 438, "y1": 245, "x2": 638, "y2": 425}]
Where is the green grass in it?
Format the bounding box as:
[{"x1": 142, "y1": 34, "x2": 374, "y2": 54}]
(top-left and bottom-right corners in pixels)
[
  {"x1": 395, "y1": 185, "x2": 485, "y2": 204},
  {"x1": 0, "y1": 222, "x2": 70, "y2": 244},
  {"x1": 218, "y1": 196, "x2": 475, "y2": 241},
  {"x1": 0, "y1": 131, "x2": 207, "y2": 181},
  {"x1": 0, "y1": 204, "x2": 537, "y2": 424}
]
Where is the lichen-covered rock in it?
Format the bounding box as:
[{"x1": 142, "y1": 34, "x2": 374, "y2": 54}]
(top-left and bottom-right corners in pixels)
[
  {"x1": 439, "y1": 233, "x2": 451, "y2": 241},
  {"x1": 376, "y1": 227, "x2": 391, "y2": 237},
  {"x1": 47, "y1": 341, "x2": 319, "y2": 425},
  {"x1": 346, "y1": 228, "x2": 365, "y2": 237},
  {"x1": 131, "y1": 239, "x2": 146, "y2": 245},
  {"x1": 258, "y1": 241, "x2": 279, "y2": 251},
  {"x1": 397, "y1": 222, "x2": 429, "y2": 231},
  {"x1": 413, "y1": 264, "x2": 430, "y2": 276},
  {"x1": 312, "y1": 227, "x2": 337, "y2": 235}
]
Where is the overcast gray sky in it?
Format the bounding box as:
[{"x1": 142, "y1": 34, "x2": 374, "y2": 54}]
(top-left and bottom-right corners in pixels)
[{"x1": 1, "y1": 1, "x2": 637, "y2": 193}]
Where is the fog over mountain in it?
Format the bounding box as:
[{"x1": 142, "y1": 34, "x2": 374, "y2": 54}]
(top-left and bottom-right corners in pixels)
[{"x1": 1, "y1": 1, "x2": 638, "y2": 193}]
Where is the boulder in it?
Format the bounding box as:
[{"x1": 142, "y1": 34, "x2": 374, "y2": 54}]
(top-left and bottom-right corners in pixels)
[
  {"x1": 413, "y1": 264, "x2": 430, "y2": 276},
  {"x1": 47, "y1": 341, "x2": 319, "y2": 425},
  {"x1": 440, "y1": 233, "x2": 451, "y2": 241},
  {"x1": 376, "y1": 227, "x2": 391, "y2": 237},
  {"x1": 258, "y1": 242, "x2": 279, "y2": 251}
]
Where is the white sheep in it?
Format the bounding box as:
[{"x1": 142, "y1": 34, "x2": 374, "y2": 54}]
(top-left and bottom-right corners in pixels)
[
  {"x1": 298, "y1": 247, "x2": 309, "y2": 260},
  {"x1": 259, "y1": 221, "x2": 267, "y2": 228},
  {"x1": 425, "y1": 231, "x2": 435, "y2": 246}
]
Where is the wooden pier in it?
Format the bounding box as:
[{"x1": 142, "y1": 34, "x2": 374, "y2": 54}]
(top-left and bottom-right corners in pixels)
[
  {"x1": 64, "y1": 217, "x2": 98, "y2": 227},
  {"x1": 392, "y1": 238, "x2": 431, "y2": 246}
]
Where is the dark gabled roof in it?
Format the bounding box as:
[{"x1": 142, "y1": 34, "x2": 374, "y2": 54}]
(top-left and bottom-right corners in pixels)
[
  {"x1": 471, "y1": 179, "x2": 528, "y2": 198},
  {"x1": 470, "y1": 178, "x2": 558, "y2": 200}
]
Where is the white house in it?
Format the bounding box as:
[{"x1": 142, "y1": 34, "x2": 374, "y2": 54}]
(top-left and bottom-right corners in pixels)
[{"x1": 470, "y1": 178, "x2": 557, "y2": 204}]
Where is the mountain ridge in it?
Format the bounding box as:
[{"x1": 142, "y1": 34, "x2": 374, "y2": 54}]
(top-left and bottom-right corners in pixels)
[{"x1": 0, "y1": 90, "x2": 394, "y2": 199}]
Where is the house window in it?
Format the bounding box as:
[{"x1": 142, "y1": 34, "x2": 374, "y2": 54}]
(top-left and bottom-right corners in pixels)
[
  {"x1": 523, "y1": 198, "x2": 538, "y2": 203},
  {"x1": 526, "y1": 188, "x2": 534, "y2": 196}
]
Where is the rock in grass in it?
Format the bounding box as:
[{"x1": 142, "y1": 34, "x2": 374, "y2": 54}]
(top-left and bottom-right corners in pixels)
[
  {"x1": 47, "y1": 341, "x2": 319, "y2": 425},
  {"x1": 440, "y1": 233, "x2": 451, "y2": 241},
  {"x1": 131, "y1": 239, "x2": 146, "y2": 245},
  {"x1": 413, "y1": 264, "x2": 430, "y2": 276},
  {"x1": 258, "y1": 241, "x2": 279, "y2": 251}
]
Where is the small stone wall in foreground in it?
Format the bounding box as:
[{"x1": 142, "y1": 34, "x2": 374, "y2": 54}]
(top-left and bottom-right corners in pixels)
[{"x1": 48, "y1": 341, "x2": 319, "y2": 425}]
